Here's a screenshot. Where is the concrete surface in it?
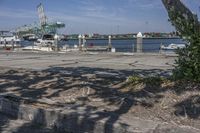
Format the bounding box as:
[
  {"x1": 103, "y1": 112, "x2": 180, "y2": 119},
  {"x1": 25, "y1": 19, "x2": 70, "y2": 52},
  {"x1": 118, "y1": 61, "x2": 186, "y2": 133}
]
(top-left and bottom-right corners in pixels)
[
  {"x1": 0, "y1": 113, "x2": 53, "y2": 133},
  {"x1": 1, "y1": 51, "x2": 193, "y2": 133},
  {"x1": 0, "y1": 51, "x2": 176, "y2": 70}
]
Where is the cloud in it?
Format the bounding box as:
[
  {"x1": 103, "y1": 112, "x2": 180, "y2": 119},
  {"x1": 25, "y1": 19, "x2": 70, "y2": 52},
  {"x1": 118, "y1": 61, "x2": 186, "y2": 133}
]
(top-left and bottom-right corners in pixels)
[
  {"x1": 48, "y1": 10, "x2": 134, "y2": 26},
  {"x1": 0, "y1": 0, "x2": 175, "y2": 34},
  {"x1": 127, "y1": 0, "x2": 162, "y2": 9},
  {"x1": 0, "y1": 8, "x2": 37, "y2": 19},
  {"x1": 46, "y1": 0, "x2": 132, "y2": 26}
]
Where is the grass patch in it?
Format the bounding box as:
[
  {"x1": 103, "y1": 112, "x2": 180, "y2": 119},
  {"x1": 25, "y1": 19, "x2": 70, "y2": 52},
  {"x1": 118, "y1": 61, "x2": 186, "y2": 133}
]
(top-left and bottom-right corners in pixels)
[{"x1": 127, "y1": 75, "x2": 171, "y2": 88}]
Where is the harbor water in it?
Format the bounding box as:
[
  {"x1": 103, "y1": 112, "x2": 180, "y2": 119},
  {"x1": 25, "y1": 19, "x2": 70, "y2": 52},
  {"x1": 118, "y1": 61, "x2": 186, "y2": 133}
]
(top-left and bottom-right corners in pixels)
[
  {"x1": 20, "y1": 38, "x2": 185, "y2": 53},
  {"x1": 67, "y1": 38, "x2": 185, "y2": 53}
]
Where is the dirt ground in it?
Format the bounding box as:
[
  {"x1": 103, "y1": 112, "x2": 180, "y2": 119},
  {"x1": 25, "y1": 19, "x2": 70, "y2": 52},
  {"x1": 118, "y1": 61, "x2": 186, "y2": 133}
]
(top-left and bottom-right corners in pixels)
[{"x1": 0, "y1": 66, "x2": 200, "y2": 130}]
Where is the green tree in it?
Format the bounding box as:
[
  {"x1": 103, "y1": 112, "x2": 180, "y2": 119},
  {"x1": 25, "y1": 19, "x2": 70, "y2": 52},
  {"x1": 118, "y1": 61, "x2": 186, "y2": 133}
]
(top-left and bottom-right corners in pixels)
[{"x1": 162, "y1": 0, "x2": 200, "y2": 82}]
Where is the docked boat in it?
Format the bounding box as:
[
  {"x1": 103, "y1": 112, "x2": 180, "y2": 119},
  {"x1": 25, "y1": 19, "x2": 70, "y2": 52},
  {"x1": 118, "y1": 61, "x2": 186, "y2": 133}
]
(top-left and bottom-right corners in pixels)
[
  {"x1": 34, "y1": 34, "x2": 55, "y2": 46},
  {"x1": 23, "y1": 34, "x2": 38, "y2": 41},
  {"x1": 22, "y1": 34, "x2": 63, "y2": 51},
  {"x1": 0, "y1": 31, "x2": 22, "y2": 49},
  {"x1": 22, "y1": 45, "x2": 53, "y2": 51},
  {"x1": 161, "y1": 43, "x2": 186, "y2": 50}
]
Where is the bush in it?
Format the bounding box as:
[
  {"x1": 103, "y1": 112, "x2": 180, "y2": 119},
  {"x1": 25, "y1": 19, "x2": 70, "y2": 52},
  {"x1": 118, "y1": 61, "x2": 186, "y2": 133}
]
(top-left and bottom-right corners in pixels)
[
  {"x1": 173, "y1": 36, "x2": 200, "y2": 82},
  {"x1": 127, "y1": 76, "x2": 169, "y2": 87},
  {"x1": 162, "y1": 0, "x2": 200, "y2": 82}
]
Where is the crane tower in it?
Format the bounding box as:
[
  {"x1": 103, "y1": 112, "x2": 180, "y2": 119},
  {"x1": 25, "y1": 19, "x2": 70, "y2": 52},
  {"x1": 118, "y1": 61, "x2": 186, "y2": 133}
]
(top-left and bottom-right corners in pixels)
[
  {"x1": 37, "y1": 3, "x2": 47, "y2": 26},
  {"x1": 15, "y1": 3, "x2": 65, "y2": 37}
]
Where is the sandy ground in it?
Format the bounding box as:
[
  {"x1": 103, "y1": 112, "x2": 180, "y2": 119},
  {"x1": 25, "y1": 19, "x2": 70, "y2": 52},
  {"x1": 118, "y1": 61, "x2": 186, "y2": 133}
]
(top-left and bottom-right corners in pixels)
[{"x1": 2, "y1": 51, "x2": 199, "y2": 132}]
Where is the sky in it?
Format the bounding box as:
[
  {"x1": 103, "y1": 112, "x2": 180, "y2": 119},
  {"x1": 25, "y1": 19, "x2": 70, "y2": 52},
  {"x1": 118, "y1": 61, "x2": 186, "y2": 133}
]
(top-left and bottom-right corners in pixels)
[{"x1": 0, "y1": 0, "x2": 200, "y2": 34}]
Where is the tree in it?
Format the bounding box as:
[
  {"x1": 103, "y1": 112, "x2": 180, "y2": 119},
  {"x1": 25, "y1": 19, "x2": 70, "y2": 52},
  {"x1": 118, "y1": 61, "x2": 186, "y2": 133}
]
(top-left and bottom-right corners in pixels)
[{"x1": 162, "y1": 0, "x2": 200, "y2": 82}]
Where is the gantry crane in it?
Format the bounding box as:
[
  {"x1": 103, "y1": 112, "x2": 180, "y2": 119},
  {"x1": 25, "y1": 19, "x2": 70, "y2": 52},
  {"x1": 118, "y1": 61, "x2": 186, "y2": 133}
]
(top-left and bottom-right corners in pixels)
[
  {"x1": 16, "y1": 3, "x2": 65, "y2": 38},
  {"x1": 37, "y1": 3, "x2": 65, "y2": 34}
]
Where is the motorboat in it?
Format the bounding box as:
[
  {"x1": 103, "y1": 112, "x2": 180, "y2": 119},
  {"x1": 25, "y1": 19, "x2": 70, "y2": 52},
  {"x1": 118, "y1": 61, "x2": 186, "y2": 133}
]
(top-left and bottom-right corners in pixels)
[
  {"x1": 23, "y1": 34, "x2": 38, "y2": 41},
  {"x1": 0, "y1": 31, "x2": 22, "y2": 49},
  {"x1": 22, "y1": 45, "x2": 53, "y2": 51},
  {"x1": 161, "y1": 43, "x2": 186, "y2": 50},
  {"x1": 34, "y1": 34, "x2": 55, "y2": 46},
  {"x1": 22, "y1": 34, "x2": 62, "y2": 51}
]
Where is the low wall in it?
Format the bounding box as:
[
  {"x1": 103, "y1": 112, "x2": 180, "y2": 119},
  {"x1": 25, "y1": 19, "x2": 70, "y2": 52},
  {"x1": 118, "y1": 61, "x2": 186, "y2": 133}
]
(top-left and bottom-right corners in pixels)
[{"x1": 0, "y1": 95, "x2": 199, "y2": 133}]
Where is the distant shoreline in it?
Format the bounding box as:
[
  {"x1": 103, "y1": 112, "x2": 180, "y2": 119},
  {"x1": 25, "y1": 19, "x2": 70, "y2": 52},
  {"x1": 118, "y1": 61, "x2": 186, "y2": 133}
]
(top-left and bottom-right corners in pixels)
[{"x1": 68, "y1": 37, "x2": 180, "y2": 40}]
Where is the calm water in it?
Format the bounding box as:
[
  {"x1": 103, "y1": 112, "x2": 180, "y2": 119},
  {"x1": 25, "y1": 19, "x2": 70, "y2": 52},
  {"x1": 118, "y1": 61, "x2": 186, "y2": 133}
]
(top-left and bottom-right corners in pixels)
[
  {"x1": 22, "y1": 38, "x2": 185, "y2": 53},
  {"x1": 67, "y1": 38, "x2": 185, "y2": 53}
]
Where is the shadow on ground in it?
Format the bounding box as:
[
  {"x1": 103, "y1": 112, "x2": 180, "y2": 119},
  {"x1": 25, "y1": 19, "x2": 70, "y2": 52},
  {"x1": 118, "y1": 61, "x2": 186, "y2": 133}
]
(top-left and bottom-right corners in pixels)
[{"x1": 0, "y1": 66, "x2": 199, "y2": 132}]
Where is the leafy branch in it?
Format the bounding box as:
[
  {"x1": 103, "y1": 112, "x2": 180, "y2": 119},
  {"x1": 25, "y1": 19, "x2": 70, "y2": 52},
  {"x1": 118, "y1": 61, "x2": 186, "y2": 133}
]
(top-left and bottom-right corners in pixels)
[{"x1": 162, "y1": 0, "x2": 200, "y2": 82}]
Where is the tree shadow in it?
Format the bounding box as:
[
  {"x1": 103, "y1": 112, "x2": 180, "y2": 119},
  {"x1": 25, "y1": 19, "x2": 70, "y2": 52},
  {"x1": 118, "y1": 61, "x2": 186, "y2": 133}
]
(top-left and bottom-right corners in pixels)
[
  {"x1": 0, "y1": 66, "x2": 199, "y2": 132},
  {"x1": 0, "y1": 113, "x2": 9, "y2": 132},
  {"x1": 174, "y1": 95, "x2": 200, "y2": 119}
]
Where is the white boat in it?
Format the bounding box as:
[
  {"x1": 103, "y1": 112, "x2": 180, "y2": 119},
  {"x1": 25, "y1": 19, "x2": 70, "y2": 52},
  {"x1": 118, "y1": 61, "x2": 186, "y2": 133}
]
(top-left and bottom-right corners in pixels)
[
  {"x1": 161, "y1": 43, "x2": 186, "y2": 50},
  {"x1": 22, "y1": 34, "x2": 60, "y2": 51},
  {"x1": 33, "y1": 34, "x2": 55, "y2": 46},
  {"x1": 22, "y1": 45, "x2": 53, "y2": 51},
  {"x1": 23, "y1": 34, "x2": 38, "y2": 41},
  {"x1": 0, "y1": 31, "x2": 22, "y2": 49}
]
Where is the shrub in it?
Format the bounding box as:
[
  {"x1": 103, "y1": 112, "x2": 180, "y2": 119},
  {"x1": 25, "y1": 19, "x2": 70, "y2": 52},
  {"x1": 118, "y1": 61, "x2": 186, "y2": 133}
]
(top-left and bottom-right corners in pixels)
[{"x1": 162, "y1": 0, "x2": 200, "y2": 82}]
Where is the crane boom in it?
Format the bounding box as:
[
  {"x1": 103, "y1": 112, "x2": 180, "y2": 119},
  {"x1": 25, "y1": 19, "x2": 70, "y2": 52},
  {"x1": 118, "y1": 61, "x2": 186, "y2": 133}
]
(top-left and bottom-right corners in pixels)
[{"x1": 16, "y1": 3, "x2": 65, "y2": 36}]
